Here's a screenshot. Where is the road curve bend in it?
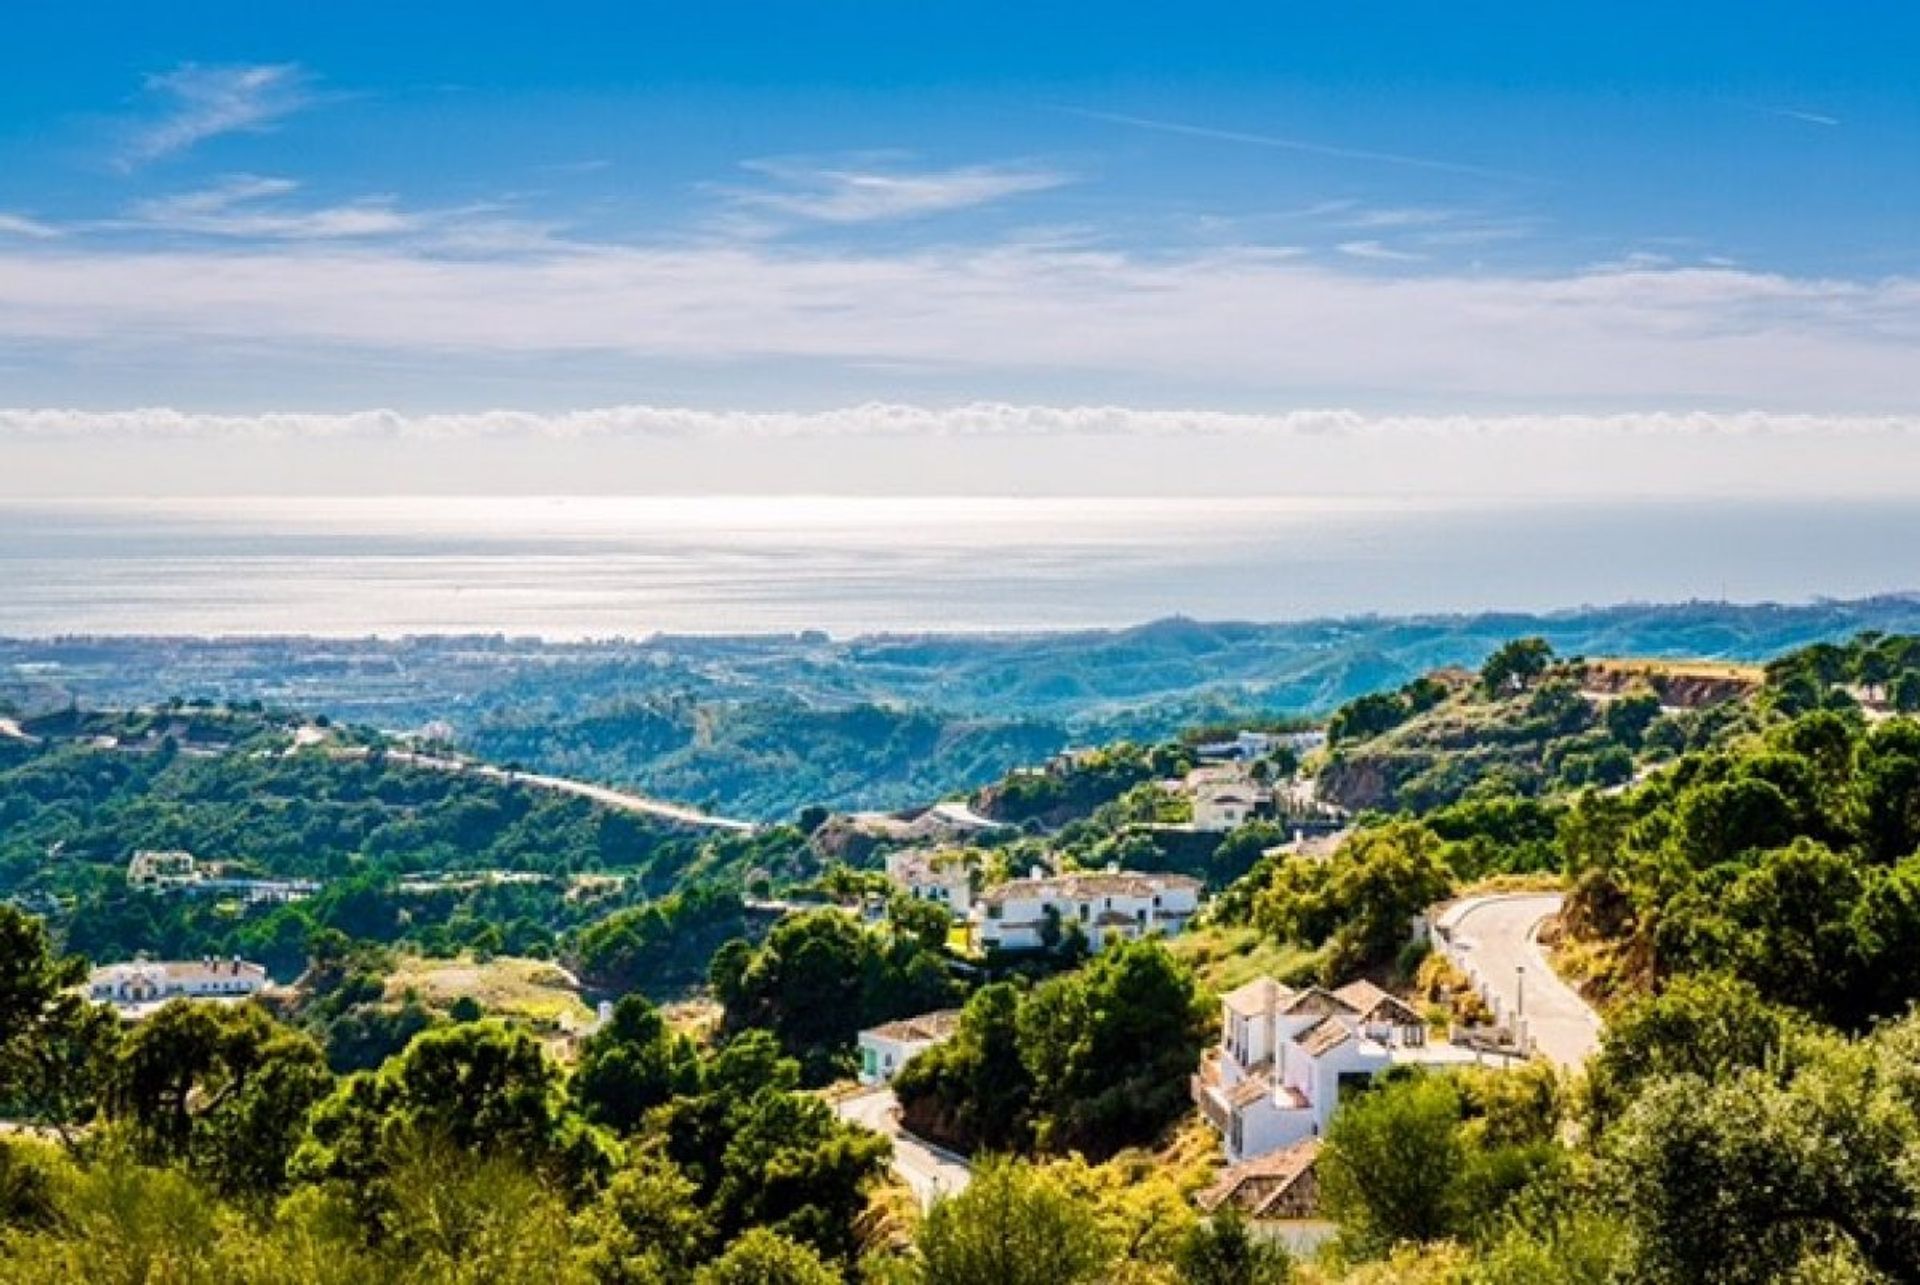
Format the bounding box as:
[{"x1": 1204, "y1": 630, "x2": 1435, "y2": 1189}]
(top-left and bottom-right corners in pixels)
[
  {"x1": 835, "y1": 1087, "x2": 972, "y2": 1208},
  {"x1": 1436, "y1": 892, "x2": 1603, "y2": 1070}
]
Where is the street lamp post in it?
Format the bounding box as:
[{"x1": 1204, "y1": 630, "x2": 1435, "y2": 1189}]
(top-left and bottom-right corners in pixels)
[{"x1": 1515, "y1": 964, "x2": 1527, "y2": 1056}]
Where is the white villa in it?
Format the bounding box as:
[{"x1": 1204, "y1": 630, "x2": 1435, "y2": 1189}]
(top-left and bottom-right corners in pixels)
[
  {"x1": 1192, "y1": 781, "x2": 1271, "y2": 832},
  {"x1": 127, "y1": 849, "x2": 199, "y2": 890},
  {"x1": 1178, "y1": 764, "x2": 1276, "y2": 833},
  {"x1": 971, "y1": 868, "x2": 1203, "y2": 952},
  {"x1": 858, "y1": 1009, "x2": 962, "y2": 1084},
  {"x1": 1193, "y1": 976, "x2": 1433, "y2": 1163},
  {"x1": 885, "y1": 847, "x2": 974, "y2": 916},
  {"x1": 88, "y1": 956, "x2": 268, "y2": 1017}
]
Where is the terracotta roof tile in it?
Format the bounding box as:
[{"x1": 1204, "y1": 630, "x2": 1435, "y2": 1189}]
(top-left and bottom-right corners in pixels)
[
  {"x1": 1196, "y1": 1139, "x2": 1323, "y2": 1214},
  {"x1": 863, "y1": 1009, "x2": 962, "y2": 1044}
]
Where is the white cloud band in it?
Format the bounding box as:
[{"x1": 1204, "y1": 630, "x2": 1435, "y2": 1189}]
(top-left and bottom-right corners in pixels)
[
  {"x1": 3, "y1": 404, "x2": 1916, "y2": 443},
  {"x1": 0, "y1": 241, "x2": 1914, "y2": 408}
]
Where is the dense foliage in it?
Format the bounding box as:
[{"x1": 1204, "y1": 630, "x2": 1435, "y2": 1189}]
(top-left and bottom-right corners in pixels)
[
  {"x1": 973, "y1": 742, "x2": 1193, "y2": 826},
  {"x1": 895, "y1": 939, "x2": 1208, "y2": 1160},
  {"x1": 710, "y1": 908, "x2": 959, "y2": 1082},
  {"x1": 15, "y1": 628, "x2": 1920, "y2": 1282},
  {"x1": 1315, "y1": 641, "x2": 1744, "y2": 813},
  {"x1": 0, "y1": 720, "x2": 818, "y2": 983},
  {"x1": 1559, "y1": 707, "x2": 1920, "y2": 1029},
  {"x1": 18, "y1": 599, "x2": 1920, "y2": 820},
  {"x1": 0, "y1": 905, "x2": 912, "y2": 1282}
]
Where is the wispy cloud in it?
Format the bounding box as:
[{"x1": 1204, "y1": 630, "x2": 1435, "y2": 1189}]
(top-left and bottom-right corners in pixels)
[
  {"x1": 1734, "y1": 101, "x2": 1841, "y2": 128},
  {"x1": 128, "y1": 176, "x2": 416, "y2": 240},
  {"x1": 0, "y1": 213, "x2": 61, "y2": 240},
  {"x1": 1062, "y1": 107, "x2": 1520, "y2": 180},
  {"x1": 1337, "y1": 239, "x2": 1424, "y2": 262},
  {"x1": 723, "y1": 157, "x2": 1071, "y2": 225},
  {"x1": 0, "y1": 239, "x2": 1913, "y2": 407},
  {"x1": 120, "y1": 63, "x2": 313, "y2": 167}
]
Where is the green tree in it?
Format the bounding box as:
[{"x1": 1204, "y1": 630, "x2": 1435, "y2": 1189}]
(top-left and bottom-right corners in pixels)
[
  {"x1": 915, "y1": 1158, "x2": 1112, "y2": 1285},
  {"x1": 570, "y1": 995, "x2": 699, "y2": 1133},
  {"x1": 1319, "y1": 1073, "x2": 1467, "y2": 1252},
  {"x1": 1174, "y1": 1207, "x2": 1293, "y2": 1284},
  {"x1": 1672, "y1": 776, "x2": 1798, "y2": 868},
  {"x1": 110, "y1": 1001, "x2": 331, "y2": 1201},
  {"x1": 895, "y1": 982, "x2": 1032, "y2": 1153},
  {"x1": 379, "y1": 1143, "x2": 589, "y2": 1284},
  {"x1": 694, "y1": 1228, "x2": 840, "y2": 1285},
  {"x1": 717, "y1": 909, "x2": 955, "y2": 1082},
  {"x1": 1329, "y1": 692, "x2": 1412, "y2": 747},
  {"x1": 710, "y1": 1086, "x2": 889, "y2": 1263},
  {"x1": 1481, "y1": 638, "x2": 1555, "y2": 695},
  {"x1": 1584, "y1": 974, "x2": 1807, "y2": 1128},
  {"x1": 1017, "y1": 939, "x2": 1207, "y2": 1157},
  {"x1": 1605, "y1": 1057, "x2": 1920, "y2": 1284},
  {"x1": 0, "y1": 907, "x2": 116, "y2": 1138},
  {"x1": 889, "y1": 894, "x2": 953, "y2": 952},
  {"x1": 1258, "y1": 821, "x2": 1451, "y2": 977},
  {"x1": 571, "y1": 1152, "x2": 711, "y2": 1283},
  {"x1": 1720, "y1": 839, "x2": 1868, "y2": 1026},
  {"x1": 1857, "y1": 743, "x2": 1920, "y2": 864},
  {"x1": 1603, "y1": 691, "x2": 1662, "y2": 748},
  {"x1": 294, "y1": 1020, "x2": 611, "y2": 1216}
]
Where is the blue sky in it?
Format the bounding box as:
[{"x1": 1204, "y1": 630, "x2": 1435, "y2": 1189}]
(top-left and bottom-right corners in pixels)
[{"x1": 1, "y1": 2, "x2": 1917, "y2": 495}]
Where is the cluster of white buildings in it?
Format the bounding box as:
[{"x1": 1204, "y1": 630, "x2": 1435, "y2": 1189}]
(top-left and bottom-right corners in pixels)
[
  {"x1": 970, "y1": 868, "x2": 1202, "y2": 953},
  {"x1": 880, "y1": 848, "x2": 1205, "y2": 956},
  {"x1": 1193, "y1": 975, "x2": 1458, "y2": 1164},
  {"x1": 87, "y1": 956, "x2": 269, "y2": 1018},
  {"x1": 1190, "y1": 729, "x2": 1328, "y2": 762},
  {"x1": 126, "y1": 849, "x2": 318, "y2": 905},
  {"x1": 126, "y1": 849, "x2": 199, "y2": 889}
]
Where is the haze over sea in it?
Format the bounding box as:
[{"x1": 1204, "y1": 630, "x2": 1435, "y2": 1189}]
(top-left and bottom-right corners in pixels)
[{"x1": 3, "y1": 495, "x2": 1917, "y2": 639}]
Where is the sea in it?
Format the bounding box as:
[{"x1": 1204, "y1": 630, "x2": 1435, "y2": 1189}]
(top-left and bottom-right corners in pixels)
[{"x1": 0, "y1": 495, "x2": 1916, "y2": 638}]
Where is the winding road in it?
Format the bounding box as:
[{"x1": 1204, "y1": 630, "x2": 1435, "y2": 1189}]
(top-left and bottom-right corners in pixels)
[
  {"x1": 1436, "y1": 892, "x2": 1603, "y2": 1069},
  {"x1": 835, "y1": 1087, "x2": 972, "y2": 1208},
  {"x1": 363, "y1": 747, "x2": 759, "y2": 833}
]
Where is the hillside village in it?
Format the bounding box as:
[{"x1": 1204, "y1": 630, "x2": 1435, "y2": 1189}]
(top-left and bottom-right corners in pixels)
[{"x1": 9, "y1": 631, "x2": 1920, "y2": 1279}]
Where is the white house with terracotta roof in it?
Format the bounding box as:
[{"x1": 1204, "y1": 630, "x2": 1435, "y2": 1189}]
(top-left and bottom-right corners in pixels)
[
  {"x1": 970, "y1": 869, "x2": 1202, "y2": 953},
  {"x1": 1193, "y1": 975, "x2": 1430, "y2": 1163},
  {"x1": 858, "y1": 1009, "x2": 962, "y2": 1084},
  {"x1": 87, "y1": 956, "x2": 268, "y2": 1018},
  {"x1": 1192, "y1": 781, "x2": 1271, "y2": 832},
  {"x1": 885, "y1": 847, "x2": 974, "y2": 916}
]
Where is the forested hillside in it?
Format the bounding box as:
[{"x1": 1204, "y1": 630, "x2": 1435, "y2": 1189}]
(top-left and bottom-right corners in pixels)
[
  {"x1": 12, "y1": 595, "x2": 1920, "y2": 818},
  {"x1": 9, "y1": 631, "x2": 1920, "y2": 1280},
  {"x1": 0, "y1": 708, "x2": 816, "y2": 981}
]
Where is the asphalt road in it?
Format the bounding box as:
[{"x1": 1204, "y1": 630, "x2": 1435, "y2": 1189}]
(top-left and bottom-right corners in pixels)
[
  {"x1": 1440, "y1": 893, "x2": 1603, "y2": 1070},
  {"x1": 835, "y1": 1087, "x2": 972, "y2": 1208},
  {"x1": 372, "y1": 748, "x2": 759, "y2": 833}
]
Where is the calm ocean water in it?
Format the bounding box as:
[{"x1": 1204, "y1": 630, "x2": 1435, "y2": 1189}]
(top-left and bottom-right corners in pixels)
[{"x1": 0, "y1": 495, "x2": 1916, "y2": 638}]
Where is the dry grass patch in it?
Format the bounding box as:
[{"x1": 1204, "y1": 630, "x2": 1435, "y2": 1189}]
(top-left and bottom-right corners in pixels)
[{"x1": 383, "y1": 954, "x2": 595, "y2": 1030}]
